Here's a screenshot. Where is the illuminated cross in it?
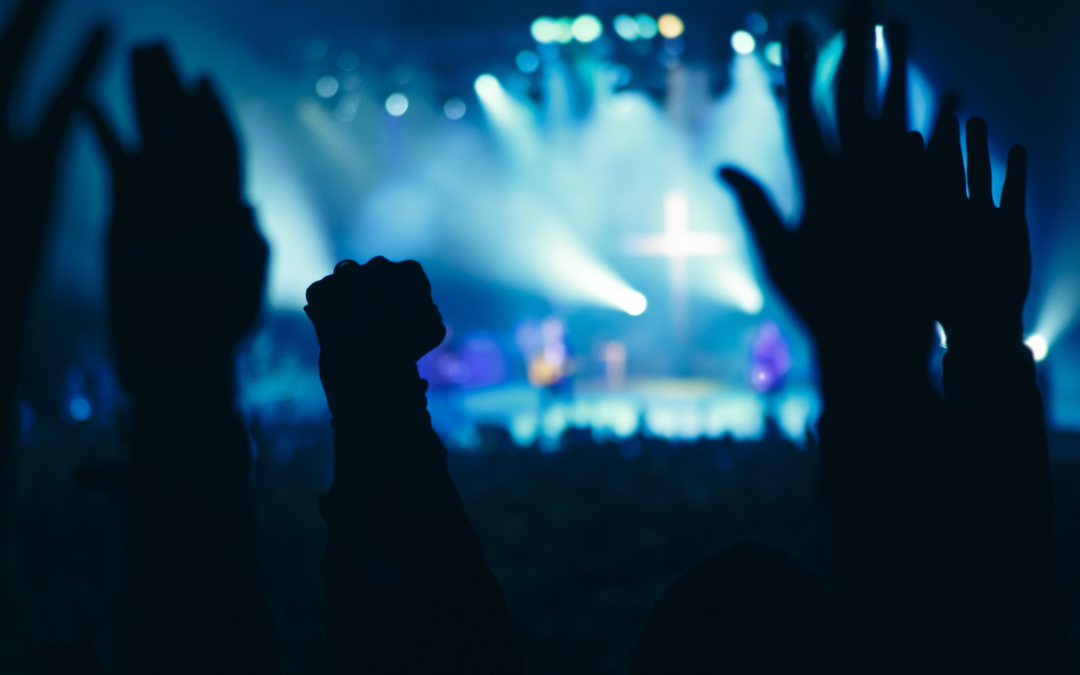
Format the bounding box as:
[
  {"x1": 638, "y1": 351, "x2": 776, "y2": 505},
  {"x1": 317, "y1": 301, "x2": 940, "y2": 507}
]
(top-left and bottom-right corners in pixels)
[{"x1": 625, "y1": 190, "x2": 729, "y2": 341}]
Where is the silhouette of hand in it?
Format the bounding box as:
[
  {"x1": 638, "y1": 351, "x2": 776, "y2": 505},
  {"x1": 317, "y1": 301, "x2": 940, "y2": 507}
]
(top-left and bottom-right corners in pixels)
[
  {"x1": 721, "y1": 6, "x2": 936, "y2": 382},
  {"x1": 305, "y1": 257, "x2": 445, "y2": 415},
  {"x1": 926, "y1": 111, "x2": 1030, "y2": 342},
  {"x1": 0, "y1": 0, "x2": 105, "y2": 336},
  {"x1": 84, "y1": 45, "x2": 265, "y2": 397}
]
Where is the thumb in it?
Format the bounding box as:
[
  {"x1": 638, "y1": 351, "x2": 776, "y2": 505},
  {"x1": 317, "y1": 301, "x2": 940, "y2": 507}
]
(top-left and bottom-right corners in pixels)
[{"x1": 719, "y1": 167, "x2": 791, "y2": 269}]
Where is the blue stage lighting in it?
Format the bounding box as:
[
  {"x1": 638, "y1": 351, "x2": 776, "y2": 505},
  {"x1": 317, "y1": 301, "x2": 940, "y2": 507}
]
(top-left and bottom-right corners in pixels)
[
  {"x1": 315, "y1": 75, "x2": 339, "y2": 98},
  {"x1": 614, "y1": 15, "x2": 638, "y2": 41},
  {"x1": 516, "y1": 50, "x2": 540, "y2": 73},
  {"x1": 731, "y1": 30, "x2": 756, "y2": 55},
  {"x1": 444, "y1": 97, "x2": 466, "y2": 120},
  {"x1": 764, "y1": 41, "x2": 782, "y2": 66},
  {"x1": 385, "y1": 93, "x2": 408, "y2": 116},
  {"x1": 571, "y1": 15, "x2": 603, "y2": 43}
]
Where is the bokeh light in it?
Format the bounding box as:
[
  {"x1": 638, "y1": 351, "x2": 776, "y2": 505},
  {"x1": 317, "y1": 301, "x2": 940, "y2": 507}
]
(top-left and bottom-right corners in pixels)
[
  {"x1": 657, "y1": 14, "x2": 684, "y2": 39},
  {"x1": 635, "y1": 14, "x2": 659, "y2": 39},
  {"x1": 385, "y1": 92, "x2": 408, "y2": 116},
  {"x1": 764, "y1": 41, "x2": 782, "y2": 66},
  {"x1": 731, "y1": 30, "x2": 756, "y2": 55},
  {"x1": 531, "y1": 17, "x2": 556, "y2": 43},
  {"x1": 745, "y1": 12, "x2": 768, "y2": 35},
  {"x1": 443, "y1": 97, "x2": 466, "y2": 120},
  {"x1": 571, "y1": 15, "x2": 603, "y2": 43},
  {"x1": 315, "y1": 75, "x2": 339, "y2": 98},
  {"x1": 516, "y1": 50, "x2": 540, "y2": 73},
  {"x1": 614, "y1": 15, "x2": 638, "y2": 41}
]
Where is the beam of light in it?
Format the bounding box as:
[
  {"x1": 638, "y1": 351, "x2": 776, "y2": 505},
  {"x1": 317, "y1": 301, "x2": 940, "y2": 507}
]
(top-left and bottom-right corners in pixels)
[
  {"x1": 811, "y1": 32, "x2": 845, "y2": 153},
  {"x1": 1034, "y1": 273, "x2": 1080, "y2": 348},
  {"x1": 907, "y1": 63, "x2": 935, "y2": 138},
  {"x1": 875, "y1": 25, "x2": 889, "y2": 107},
  {"x1": 1026, "y1": 334, "x2": 1049, "y2": 362},
  {"x1": 571, "y1": 15, "x2": 603, "y2": 43},
  {"x1": 241, "y1": 102, "x2": 336, "y2": 311},
  {"x1": 731, "y1": 30, "x2": 756, "y2": 55},
  {"x1": 658, "y1": 14, "x2": 684, "y2": 39},
  {"x1": 473, "y1": 74, "x2": 543, "y2": 169}
]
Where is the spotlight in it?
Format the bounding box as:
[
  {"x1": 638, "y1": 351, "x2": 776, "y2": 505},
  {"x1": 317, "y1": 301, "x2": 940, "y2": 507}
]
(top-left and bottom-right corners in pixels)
[
  {"x1": 572, "y1": 15, "x2": 603, "y2": 43},
  {"x1": 1026, "y1": 334, "x2": 1049, "y2": 362},
  {"x1": 657, "y1": 14, "x2": 684, "y2": 39},
  {"x1": 474, "y1": 74, "x2": 500, "y2": 100},
  {"x1": 731, "y1": 30, "x2": 756, "y2": 55},
  {"x1": 875, "y1": 24, "x2": 885, "y2": 50}
]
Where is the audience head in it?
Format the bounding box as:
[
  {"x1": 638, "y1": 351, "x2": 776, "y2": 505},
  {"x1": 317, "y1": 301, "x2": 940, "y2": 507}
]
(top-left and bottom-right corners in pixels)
[{"x1": 632, "y1": 541, "x2": 831, "y2": 675}]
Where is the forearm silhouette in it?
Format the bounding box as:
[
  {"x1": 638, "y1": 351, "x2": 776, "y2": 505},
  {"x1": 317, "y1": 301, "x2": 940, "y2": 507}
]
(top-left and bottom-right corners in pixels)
[
  {"x1": 306, "y1": 257, "x2": 523, "y2": 674},
  {"x1": 723, "y1": 3, "x2": 1061, "y2": 672},
  {"x1": 84, "y1": 46, "x2": 278, "y2": 675},
  {"x1": 0, "y1": 0, "x2": 104, "y2": 512}
]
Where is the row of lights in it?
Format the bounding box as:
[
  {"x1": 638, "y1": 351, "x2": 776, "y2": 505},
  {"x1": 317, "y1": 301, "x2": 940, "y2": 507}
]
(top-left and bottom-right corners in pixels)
[{"x1": 531, "y1": 13, "x2": 686, "y2": 44}]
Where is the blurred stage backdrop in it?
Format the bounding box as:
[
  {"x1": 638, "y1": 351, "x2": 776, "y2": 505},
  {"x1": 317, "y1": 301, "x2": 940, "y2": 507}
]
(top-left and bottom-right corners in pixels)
[
  {"x1": 20, "y1": 0, "x2": 1079, "y2": 454},
  {"x1": 6, "y1": 0, "x2": 1080, "y2": 672}
]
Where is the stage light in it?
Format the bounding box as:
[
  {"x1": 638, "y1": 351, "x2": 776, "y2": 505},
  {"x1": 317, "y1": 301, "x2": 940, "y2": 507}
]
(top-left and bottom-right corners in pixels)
[
  {"x1": 875, "y1": 24, "x2": 885, "y2": 50},
  {"x1": 474, "y1": 74, "x2": 501, "y2": 99},
  {"x1": 745, "y1": 12, "x2": 768, "y2": 35},
  {"x1": 936, "y1": 321, "x2": 948, "y2": 349},
  {"x1": 657, "y1": 14, "x2": 684, "y2": 39},
  {"x1": 516, "y1": 50, "x2": 540, "y2": 73},
  {"x1": 764, "y1": 41, "x2": 782, "y2": 66},
  {"x1": 731, "y1": 30, "x2": 756, "y2": 55},
  {"x1": 614, "y1": 15, "x2": 638, "y2": 40},
  {"x1": 1033, "y1": 273, "x2": 1080, "y2": 352},
  {"x1": 636, "y1": 15, "x2": 659, "y2": 39},
  {"x1": 444, "y1": 97, "x2": 466, "y2": 120},
  {"x1": 315, "y1": 75, "x2": 339, "y2": 98},
  {"x1": 531, "y1": 17, "x2": 556, "y2": 43},
  {"x1": 552, "y1": 18, "x2": 574, "y2": 44},
  {"x1": 335, "y1": 93, "x2": 359, "y2": 122},
  {"x1": 385, "y1": 93, "x2": 408, "y2": 116},
  {"x1": 622, "y1": 291, "x2": 648, "y2": 316},
  {"x1": 1026, "y1": 334, "x2": 1049, "y2": 362},
  {"x1": 572, "y1": 15, "x2": 603, "y2": 43}
]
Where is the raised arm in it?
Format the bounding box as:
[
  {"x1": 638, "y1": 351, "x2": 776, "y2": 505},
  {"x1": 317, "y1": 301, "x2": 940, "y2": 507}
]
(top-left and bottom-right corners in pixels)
[
  {"x1": 0, "y1": 0, "x2": 104, "y2": 497},
  {"x1": 84, "y1": 46, "x2": 278, "y2": 675},
  {"x1": 305, "y1": 257, "x2": 523, "y2": 674}
]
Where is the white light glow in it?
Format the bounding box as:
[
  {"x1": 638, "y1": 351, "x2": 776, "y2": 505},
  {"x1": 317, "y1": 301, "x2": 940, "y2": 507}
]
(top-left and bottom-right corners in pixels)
[
  {"x1": 553, "y1": 18, "x2": 574, "y2": 44},
  {"x1": 936, "y1": 321, "x2": 948, "y2": 349},
  {"x1": 1033, "y1": 273, "x2": 1080, "y2": 348},
  {"x1": 474, "y1": 74, "x2": 501, "y2": 100},
  {"x1": 571, "y1": 15, "x2": 603, "y2": 43},
  {"x1": 614, "y1": 15, "x2": 638, "y2": 40},
  {"x1": 385, "y1": 93, "x2": 408, "y2": 116},
  {"x1": 531, "y1": 17, "x2": 556, "y2": 43},
  {"x1": 731, "y1": 30, "x2": 756, "y2": 55},
  {"x1": 875, "y1": 24, "x2": 885, "y2": 50},
  {"x1": 1027, "y1": 334, "x2": 1049, "y2": 362}
]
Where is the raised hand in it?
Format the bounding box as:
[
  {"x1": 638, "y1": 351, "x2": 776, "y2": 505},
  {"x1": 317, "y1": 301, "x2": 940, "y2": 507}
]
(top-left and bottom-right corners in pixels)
[
  {"x1": 721, "y1": 5, "x2": 936, "y2": 392},
  {"x1": 83, "y1": 45, "x2": 265, "y2": 401},
  {"x1": 305, "y1": 256, "x2": 445, "y2": 417},
  {"x1": 927, "y1": 110, "x2": 1031, "y2": 342},
  {"x1": 0, "y1": 0, "x2": 105, "y2": 359}
]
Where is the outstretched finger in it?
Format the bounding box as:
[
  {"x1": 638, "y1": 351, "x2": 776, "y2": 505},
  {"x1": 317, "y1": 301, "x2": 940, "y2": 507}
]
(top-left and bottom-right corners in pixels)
[
  {"x1": 0, "y1": 0, "x2": 52, "y2": 120},
  {"x1": 132, "y1": 44, "x2": 185, "y2": 153},
  {"x1": 965, "y1": 117, "x2": 994, "y2": 207},
  {"x1": 837, "y1": 1, "x2": 872, "y2": 152},
  {"x1": 720, "y1": 167, "x2": 791, "y2": 271},
  {"x1": 784, "y1": 23, "x2": 825, "y2": 176},
  {"x1": 38, "y1": 27, "x2": 108, "y2": 154},
  {"x1": 1000, "y1": 144, "x2": 1027, "y2": 219},
  {"x1": 80, "y1": 97, "x2": 127, "y2": 168},
  {"x1": 880, "y1": 21, "x2": 907, "y2": 135},
  {"x1": 927, "y1": 93, "x2": 965, "y2": 199}
]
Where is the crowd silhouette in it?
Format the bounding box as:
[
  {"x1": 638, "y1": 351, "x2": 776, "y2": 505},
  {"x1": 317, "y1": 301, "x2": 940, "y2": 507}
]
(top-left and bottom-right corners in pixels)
[{"x1": 0, "y1": 0, "x2": 1066, "y2": 672}]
